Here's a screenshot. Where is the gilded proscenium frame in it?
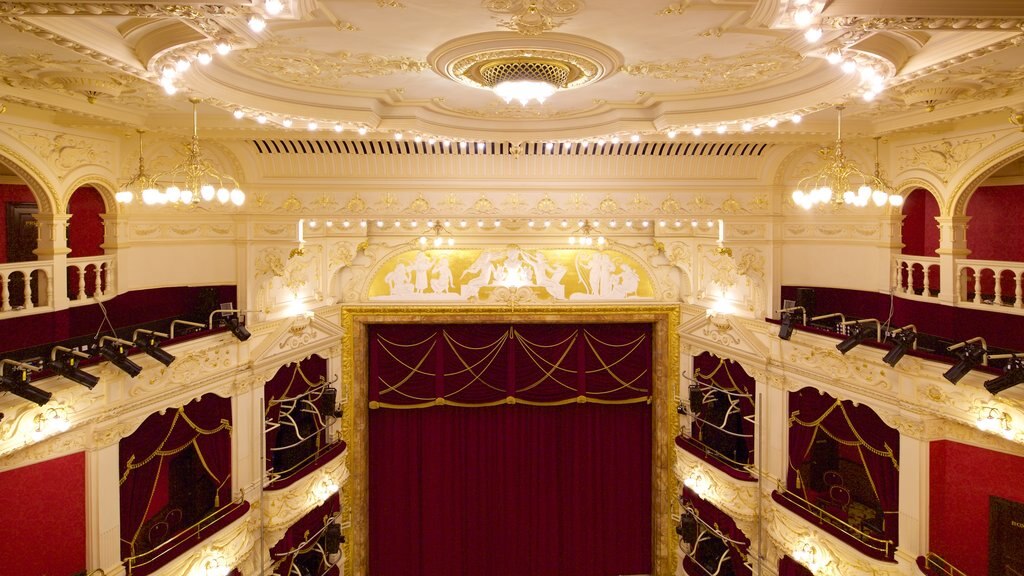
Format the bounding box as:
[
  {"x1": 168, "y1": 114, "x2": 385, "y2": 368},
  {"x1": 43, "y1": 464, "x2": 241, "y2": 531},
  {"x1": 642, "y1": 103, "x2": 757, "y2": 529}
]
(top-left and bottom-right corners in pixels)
[{"x1": 339, "y1": 304, "x2": 680, "y2": 576}]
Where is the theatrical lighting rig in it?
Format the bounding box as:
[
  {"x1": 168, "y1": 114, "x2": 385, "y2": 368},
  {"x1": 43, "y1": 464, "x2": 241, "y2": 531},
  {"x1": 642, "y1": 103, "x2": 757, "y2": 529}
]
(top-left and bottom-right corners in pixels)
[
  {"x1": 809, "y1": 312, "x2": 846, "y2": 331},
  {"x1": 210, "y1": 309, "x2": 252, "y2": 342},
  {"x1": 777, "y1": 306, "x2": 807, "y2": 340},
  {"x1": 0, "y1": 359, "x2": 50, "y2": 406},
  {"x1": 170, "y1": 319, "x2": 206, "y2": 338},
  {"x1": 882, "y1": 325, "x2": 917, "y2": 367},
  {"x1": 984, "y1": 354, "x2": 1024, "y2": 395},
  {"x1": 98, "y1": 336, "x2": 143, "y2": 378},
  {"x1": 133, "y1": 329, "x2": 176, "y2": 366},
  {"x1": 943, "y1": 337, "x2": 988, "y2": 385},
  {"x1": 835, "y1": 318, "x2": 881, "y2": 354},
  {"x1": 45, "y1": 346, "x2": 99, "y2": 389}
]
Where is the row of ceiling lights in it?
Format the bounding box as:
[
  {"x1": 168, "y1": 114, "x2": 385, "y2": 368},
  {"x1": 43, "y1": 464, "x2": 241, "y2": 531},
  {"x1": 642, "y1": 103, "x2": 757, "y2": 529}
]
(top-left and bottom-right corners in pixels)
[{"x1": 301, "y1": 218, "x2": 720, "y2": 230}]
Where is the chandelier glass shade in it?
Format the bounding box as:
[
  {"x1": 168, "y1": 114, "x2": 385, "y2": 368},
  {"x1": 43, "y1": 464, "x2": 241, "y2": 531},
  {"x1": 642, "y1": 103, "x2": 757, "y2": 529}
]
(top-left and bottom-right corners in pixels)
[
  {"x1": 479, "y1": 58, "x2": 570, "y2": 106},
  {"x1": 419, "y1": 221, "x2": 455, "y2": 247},
  {"x1": 115, "y1": 130, "x2": 159, "y2": 204},
  {"x1": 568, "y1": 220, "x2": 605, "y2": 246},
  {"x1": 791, "y1": 106, "x2": 902, "y2": 210}
]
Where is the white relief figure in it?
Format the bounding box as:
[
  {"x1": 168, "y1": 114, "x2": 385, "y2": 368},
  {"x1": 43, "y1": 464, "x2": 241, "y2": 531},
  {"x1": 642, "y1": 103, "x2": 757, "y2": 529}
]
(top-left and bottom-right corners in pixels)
[
  {"x1": 495, "y1": 246, "x2": 534, "y2": 287},
  {"x1": 430, "y1": 258, "x2": 454, "y2": 294},
  {"x1": 461, "y1": 250, "x2": 499, "y2": 298},
  {"x1": 385, "y1": 262, "x2": 414, "y2": 296},
  {"x1": 411, "y1": 252, "x2": 432, "y2": 294},
  {"x1": 524, "y1": 251, "x2": 567, "y2": 299},
  {"x1": 610, "y1": 263, "x2": 640, "y2": 298},
  {"x1": 579, "y1": 252, "x2": 615, "y2": 296}
]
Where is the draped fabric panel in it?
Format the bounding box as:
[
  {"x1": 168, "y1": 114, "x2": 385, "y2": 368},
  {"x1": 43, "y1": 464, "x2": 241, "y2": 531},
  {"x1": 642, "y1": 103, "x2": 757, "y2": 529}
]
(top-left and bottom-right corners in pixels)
[
  {"x1": 681, "y1": 486, "x2": 751, "y2": 576},
  {"x1": 369, "y1": 322, "x2": 653, "y2": 576},
  {"x1": 786, "y1": 387, "x2": 900, "y2": 545},
  {"x1": 118, "y1": 393, "x2": 232, "y2": 562},
  {"x1": 690, "y1": 352, "x2": 756, "y2": 468},
  {"x1": 369, "y1": 323, "x2": 651, "y2": 407},
  {"x1": 270, "y1": 493, "x2": 340, "y2": 576},
  {"x1": 264, "y1": 355, "x2": 329, "y2": 480}
]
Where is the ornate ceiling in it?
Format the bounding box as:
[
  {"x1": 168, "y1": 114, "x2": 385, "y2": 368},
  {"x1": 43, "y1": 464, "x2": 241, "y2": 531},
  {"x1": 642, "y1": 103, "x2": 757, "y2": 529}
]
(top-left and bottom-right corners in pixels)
[{"x1": 0, "y1": 0, "x2": 1023, "y2": 142}]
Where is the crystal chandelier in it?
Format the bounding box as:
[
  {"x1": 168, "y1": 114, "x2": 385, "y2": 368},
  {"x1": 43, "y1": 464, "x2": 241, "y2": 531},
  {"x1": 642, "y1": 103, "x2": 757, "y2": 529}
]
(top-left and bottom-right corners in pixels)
[
  {"x1": 154, "y1": 98, "x2": 245, "y2": 206},
  {"x1": 791, "y1": 105, "x2": 903, "y2": 210},
  {"x1": 115, "y1": 129, "x2": 159, "y2": 204},
  {"x1": 567, "y1": 220, "x2": 605, "y2": 246},
  {"x1": 418, "y1": 221, "x2": 455, "y2": 247}
]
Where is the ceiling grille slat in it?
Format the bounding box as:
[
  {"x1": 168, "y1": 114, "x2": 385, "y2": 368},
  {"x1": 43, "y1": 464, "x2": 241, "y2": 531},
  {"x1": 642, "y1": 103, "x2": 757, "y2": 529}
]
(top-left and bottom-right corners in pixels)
[{"x1": 250, "y1": 139, "x2": 771, "y2": 157}]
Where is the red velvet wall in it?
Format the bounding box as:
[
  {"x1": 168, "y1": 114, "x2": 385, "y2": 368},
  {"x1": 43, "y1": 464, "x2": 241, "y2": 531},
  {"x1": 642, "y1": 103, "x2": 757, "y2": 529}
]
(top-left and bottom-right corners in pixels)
[
  {"x1": 0, "y1": 451, "x2": 86, "y2": 575},
  {"x1": 0, "y1": 183, "x2": 38, "y2": 263},
  {"x1": 930, "y1": 440, "x2": 1024, "y2": 575},
  {"x1": 901, "y1": 188, "x2": 940, "y2": 257},
  {"x1": 67, "y1": 187, "x2": 106, "y2": 258},
  {"x1": 966, "y1": 185, "x2": 1024, "y2": 262}
]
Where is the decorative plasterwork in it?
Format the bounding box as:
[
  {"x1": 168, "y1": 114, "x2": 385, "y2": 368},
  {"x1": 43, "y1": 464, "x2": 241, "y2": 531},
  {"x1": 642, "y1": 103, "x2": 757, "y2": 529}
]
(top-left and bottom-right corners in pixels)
[
  {"x1": 675, "y1": 447, "x2": 759, "y2": 523},
  {"x1": 231, "y1": 39, "x2": 429, "y2": 91},
  {"x1": 261, "y1": 451, "x2": 349, "y2": 548},
  {"x1": 897, "y1": 135, "x2": 997, "y2": 183},
  {"x1": 822, "y1": 15, "x2": 1024, "y2": 32},
  {"x1": 621, "y1": 43, "x2": 803, "y2": 93},
  {"x1": 784, "y1": 345, "x2": 893, "y2": 394},
  {"x1": 247, "y1": 311, "x2": 345, "y2": 372},
  {"x1": 483, "y1": 0, "x2": 584, "y2": 36},
  {"x1": 152, "y1": 512, "x2": 258, "y2": 576},
  {"x1": 5, "y1": 126, "x2": 110, "y2": 178}
]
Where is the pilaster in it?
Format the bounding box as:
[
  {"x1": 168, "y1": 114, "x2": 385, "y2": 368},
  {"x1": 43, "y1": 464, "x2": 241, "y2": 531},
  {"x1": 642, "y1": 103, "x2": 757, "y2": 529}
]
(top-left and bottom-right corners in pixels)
[{"x1": 934, "y1": 215, "x2": 971, "y2": 305}]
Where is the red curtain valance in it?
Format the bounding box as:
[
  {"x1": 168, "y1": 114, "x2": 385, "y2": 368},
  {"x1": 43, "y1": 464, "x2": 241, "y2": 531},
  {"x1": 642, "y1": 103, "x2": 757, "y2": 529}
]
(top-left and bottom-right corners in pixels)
[
  {"x1": 369, "y1": 323, "x2": 651, "y2": 408},
  {"x1": 270, "y1": 493, "x2": 340, "y2": 576}
]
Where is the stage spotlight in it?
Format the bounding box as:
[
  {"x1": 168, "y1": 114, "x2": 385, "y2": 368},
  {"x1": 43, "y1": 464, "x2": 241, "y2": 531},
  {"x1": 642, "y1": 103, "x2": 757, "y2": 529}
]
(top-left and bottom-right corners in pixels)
[
  {"x1": 98, "y1": 336, "x2": 143, "y2": 378},
  {"x1": 836, "y1": 319, "x2": 881, "y2": 354},
  {"x1": 882, "y1": 325, "x2": 917, "y2": 367},
  {"x1": 676, "y1": 509, "x2": 698, "y2": 542},
  {"x1": 984, "y1": 355, "x2": 1024, "y2": 395},
  {"x1": 133, "y1": 330, "x2": 175, "y2": 366},
  {"x1": 0, "y1": 359, "x2": 50, "y2": 406},
  {"x1": 45, "y1": 346, "x2": 99, "y2": 389},
  {"x1": 210, "y1": 309, "x2": 251, "y2": 342},
  {"x1": 943, "y1": 337, "x2": 988, "y2": 385},
  {"x1": 777, "y1": 306, "x2": 807, "y2": 340}
]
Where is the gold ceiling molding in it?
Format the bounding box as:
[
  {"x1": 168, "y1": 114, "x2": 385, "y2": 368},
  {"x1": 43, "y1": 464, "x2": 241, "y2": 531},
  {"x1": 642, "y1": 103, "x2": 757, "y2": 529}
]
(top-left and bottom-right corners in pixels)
[
  {"x1": 897, "y1": 135, "x2": 997, "y2": 183},
  {"x1": 483, "y1": 0, "x2": 584, "y2": 36},
  {"x1": 431, "y1": 96, "x2": 607, "y2": 119},
  {"x1": 822, "y1": 15, "x2": 1024, "y2": 32},
  {"x1": 620, "y1": 43, "x2": 803, "y2": 93},
  {"x1": 232, "y1": 42, "x2": 429, "y2": 90}
]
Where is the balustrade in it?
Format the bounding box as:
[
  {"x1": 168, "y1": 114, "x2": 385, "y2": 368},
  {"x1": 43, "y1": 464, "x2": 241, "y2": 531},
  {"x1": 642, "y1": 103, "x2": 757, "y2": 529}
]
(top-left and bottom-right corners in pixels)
[
  {"x1": 0, "y1": 261, "x2": 52, "y2": 314},
  {"x1": 66, "y1": 255, "x2": 114, "y2": 304},
  {"x1": 957, "y1": 259, "x2": 1024, "y2": 312},
  {"x1": 893, "y1": 255, "x2": 941, "y2": 299}
]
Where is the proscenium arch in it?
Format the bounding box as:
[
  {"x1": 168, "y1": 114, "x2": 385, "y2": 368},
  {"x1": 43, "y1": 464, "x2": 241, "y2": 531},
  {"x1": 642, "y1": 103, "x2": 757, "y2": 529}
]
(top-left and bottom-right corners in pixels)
[
  {"x1": 950, "y1": 137, "x2": 1024, "y2": 216},
  {"x1": 340, "y1": 304, "x2": 681, "y2": 576},
  {"x1": 0, "y1": 145, "x2": 57, "y2": 214}
]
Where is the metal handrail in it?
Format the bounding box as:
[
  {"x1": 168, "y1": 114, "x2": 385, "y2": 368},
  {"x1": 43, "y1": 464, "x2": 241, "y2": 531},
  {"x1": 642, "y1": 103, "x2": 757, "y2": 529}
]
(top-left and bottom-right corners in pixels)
[
  {"x1": 679, "y1": 434, "x2": 754, "y2": 475},
  {"x1": 776, "y1": 489, "x2": 893, "y2": 557},
  {"x1": 124, "y1": 498, "x2": 245, "y2": 574},
  {"x1": 925, "y1": 553, "x2": 969, "y2": 576}
]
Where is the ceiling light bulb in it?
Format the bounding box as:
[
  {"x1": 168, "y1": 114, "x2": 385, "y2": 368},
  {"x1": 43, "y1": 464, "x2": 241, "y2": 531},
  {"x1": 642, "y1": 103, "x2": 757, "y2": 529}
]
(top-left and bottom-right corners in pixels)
[
  {"x1": 692, "y1": 127, "x2": 702, "y2": 136},
  {"x1": 307, "y1": 121, "x2": 318, "y2": 131},
  {"x1": 825, "y1": 48, "x2": 843, "y2": 65},
  {"x1": 216, "y1": 41, "x2": 232, "y2": 55},
  {"x1": 414, "y1": 135, "x2": 422, "y2": 143},
  {"x1": 256, "y1": 114, "x2": 268, "y2": 124},
  {"x1": 394, "y1": 131, "x2": 403, "y2": 140},
  {"x1": 804, "y1": 26, "x2": 822, "y2": 42},
  {"x1": 794, "y1": 6, "x2": 814, "y2": 27},
  {"x1": 611, "y1": 136, "x2": 621, "y2": 144},
  {"x1": 196, "y1": 50, "x2": 213, "y2": 65},
  {"x1": 248, "y1": 15, "x2": 266, "y2": 32},
  {"x1": 458, "y1": 141, "x2": 467, "y2": 149},
  {"x1": 493, "y1": 80, "x2": 557, "y2": 106},
  {"x1": 630, "y1": 134, "x2": 640, "y2": 142},
  {"x1": 596, "y1": 139, "x2": 605, "y2": 146},
  {"x1": 742, "y1": 122, "x2": 753, "y2": 132},
  {"x1": 265, "y1": 0, "x2": 284, "y2": 15},
  {"x1": 358, "y1": 126, "x2": 368, "y2": 135},
  {"x1": 767, "y1": 118, "x2": 779, "y2": 128},
  {"x1": 161, "y1": 82, "x2": 178, "y2": 96},
  {"x1": 716, "y1": 124, "x2": 727, "y2": 134},
  {"x1": 161, "y1": 65, "x2": 176, "y2": 79},
  {"x1": 334, "y1": 123, "x2": 344, "y2": 133},
  {"x1": 841, "y1": 59, "x2": 857, "y2": 74},
  {"x1": 477, "y1": 142, "x2": 485, "y2": 150},
  {"x1": 233, "y1": 109, "x2": 244, "y2": 120},
  {"x1": 667, "y1": 130, "x2": 677, "y2": 139},
  {"x1": 790, "y1": 114, "x2": 802, "y2": 123},
  {"x1": 428, "y1": 138, "x2": 436, "y2": 145},
  {"x1": 863, "y1": 91, "x2": 877, "y2": 102},
  {"x1": 282, "y1": 118, "x2": 293, "y2": 128},
  {"x1": 175, "y1": 57, "x2": 191, "y2": 72},
  {"x1": 545, "y1": 142, "x2": 554, "y2": 150}
]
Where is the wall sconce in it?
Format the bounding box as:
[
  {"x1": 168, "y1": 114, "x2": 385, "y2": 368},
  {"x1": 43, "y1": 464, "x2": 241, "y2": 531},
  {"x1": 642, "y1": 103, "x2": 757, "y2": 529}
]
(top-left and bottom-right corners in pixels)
[
  {"x1": 0, "y1": 359, "x2": 49, "y2": 406},
  {"x1": 312, "y1": 475, "x2": 340, "y2": 504},
  {"x1": 944, "y1": 337, "x2": 988, "y2": 384},
  {"x1": 984, "y1": 354, "x2": 1024, "y2": 395},
  {"x1": 792, "y1": 538, "x2": 833, "y2": 574},
  {"x1": 777, "y1": 306, "x2": 807, "y2": 340},
  {"x1": 45, "y1": 346, "x2": 99, "y2": 389},
  {"x1": 209, "y1": 309, "x2": 251, "y2": 342},
  {"x1": 835, "y1": 318, "x2": 881, "y2": 354},
  {"x1": 976, "y1": 406, "x2": 1015, "y2": 440},
  {"x1": 32, "y1": 406, "x2": 71, "y2": 441},
  {"x1": 133, "y1": 329, "x2": 175, "y2": 366},
  {"x1": 195, "y1": 552, "x2": 232, "y2": 576},
  {"x1": 98, "y1": 336, "x2": 143, "y2": 377},
  {"x1": 882, "y1": 324, "x2": 917, "y2": 367},
  {"x1": 683, "y1": 467, "x2": 712, "y2": 499}
]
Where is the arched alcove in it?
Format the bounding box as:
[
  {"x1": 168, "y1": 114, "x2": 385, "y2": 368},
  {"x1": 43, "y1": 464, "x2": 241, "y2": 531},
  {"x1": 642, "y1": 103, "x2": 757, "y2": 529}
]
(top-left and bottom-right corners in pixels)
[
  {"x1": 900, "y1": 188, "x2": 941, "y2": 257},
  {"x1": 67, "y1": 186, "x2": 106, "y2": 258}
]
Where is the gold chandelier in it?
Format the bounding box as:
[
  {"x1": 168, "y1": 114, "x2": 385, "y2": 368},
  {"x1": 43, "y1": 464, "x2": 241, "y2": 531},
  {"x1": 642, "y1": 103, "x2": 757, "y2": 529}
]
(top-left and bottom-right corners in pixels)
[
  {"x1": 791, "y1": 105, "x2": 902, "y2": 210},
  {"x1": 115, "y1": 129, "x2": 159, "y2": 204},
  {"x1": 567, "y1": 220, "x2": 605, "y2": 246},
  {"x1": 419, "y1": 221, "x2": 455, "y2": 247}
]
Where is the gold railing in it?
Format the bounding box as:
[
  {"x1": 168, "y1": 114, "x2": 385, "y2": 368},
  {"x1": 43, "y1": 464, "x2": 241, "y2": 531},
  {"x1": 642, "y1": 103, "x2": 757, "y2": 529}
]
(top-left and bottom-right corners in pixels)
[
  {"x1": 777, "y1": 490, "x2": 893, "y2": 558},
  {"x1": 680, "y1": 434, "x2": 754, "y2": 476},
  {"x1": 925, "y1": 553, "x2": 968, "y2": 576},
  {"x1": 268, "y1": 439, "x2": 344, "y2": 486},
  {"x1": 124, "y1": 498, "x2": 245, "y2": 575}
]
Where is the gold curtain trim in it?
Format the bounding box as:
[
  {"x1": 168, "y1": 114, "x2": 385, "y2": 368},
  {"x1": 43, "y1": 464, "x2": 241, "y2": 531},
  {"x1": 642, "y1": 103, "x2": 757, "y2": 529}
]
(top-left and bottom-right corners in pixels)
[
  {"x1": 376, "y1": 333, "x2": 438, "y2": 401},
  {"x1": 265, "y1": 361, "x2": 329, "y2": 416},
  {"x1": 120, "y1": 411, "x2": 232, "y2": 484},
  {"x1": 789, "y1": 400, "x2": 898, "y2": 467},
  {"x1": 581, "y1": 330, "x2": 648, "y2": 393},
  {"x1": 440, "y1": 328, "x2": 509, "y2": 395},
  {"x1": 694, "y1": 357, "x2": 745, "y2": 394},
  {"x1": 369, "y1": 395, "x2": 650, "y2": 409},
  {"x1": 511, "y1": 328, "x2": 578, "y2": 392}
]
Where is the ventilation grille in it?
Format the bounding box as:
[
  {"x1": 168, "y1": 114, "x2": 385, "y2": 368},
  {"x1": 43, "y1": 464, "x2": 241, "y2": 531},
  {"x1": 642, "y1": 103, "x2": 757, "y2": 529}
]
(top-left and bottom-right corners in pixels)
[{"x1": 251, "y1": 139, "x2": 771, "y2": 157}]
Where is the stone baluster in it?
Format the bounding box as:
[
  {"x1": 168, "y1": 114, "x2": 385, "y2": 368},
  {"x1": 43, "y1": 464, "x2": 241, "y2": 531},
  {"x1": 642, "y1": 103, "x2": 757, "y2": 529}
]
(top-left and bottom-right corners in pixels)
[
  {"x1": 994, "y1": 268, "x2": 1003, "y2": 305},
  {"x1": 23, "y1": 269, "x2": 34, "y2": 309},
  {"x1": 1016, "y1": 269, "x2": 1023, "y2": 308},
  {"x1": 98, "y1": 263, "x2": 108, "y2": 296},
  {"x1": 0, "y1": 272, "x2": 8, "y2": 312},
  {"x1": 77, "y1": 265, "x2": 87, "y2": 300},
  {"x1": 922, "y1": 264, "x2": 931, "y2": 296}
]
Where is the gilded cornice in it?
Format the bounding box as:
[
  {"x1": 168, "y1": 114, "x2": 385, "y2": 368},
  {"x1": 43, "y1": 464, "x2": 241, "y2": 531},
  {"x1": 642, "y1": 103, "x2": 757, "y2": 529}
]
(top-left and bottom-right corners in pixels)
[
  {"x1": 621, "y1": 42, "x2": 803, "y2": 93},
  {"x1": 822, "y1": 15, "x2": 1024, "y2": 33}
]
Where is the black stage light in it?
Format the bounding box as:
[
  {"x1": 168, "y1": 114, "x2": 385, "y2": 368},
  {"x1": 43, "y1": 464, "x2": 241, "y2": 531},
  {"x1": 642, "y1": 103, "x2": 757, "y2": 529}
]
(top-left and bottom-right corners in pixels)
[
  {"x1": 45, "y1": 346, "x2": 99, "y2": 389},
  {"x1": 943, "y1": 338, "x2": 988, "y2": 385},
  {"x1": 984, "y1": 356, "x2": 1024, "y2": 395},
  {"x1": 210, "y1": 309, "x2": 252, "y2": 342},
  {"x1": 133, "y1": 330, "x2": 175, "y2": 366},
  {"x1": 836, "y1": 319, "x2": 880, "y2": 355},
  {"x1": 98, "y1": 336, "x2": 143, "y2": 378},
  {"x1": 676, "y1": 510, "x2": 699, "y2": 542},
  {"x1": 0, "y1": 359, "x2": 50, "y2": 406},
  {"x1": 882, "y1": 326, "x2": 917, "y2": 367},
  {"x1": 777, "y1": 306, "x2": 807, "y2": 341}
]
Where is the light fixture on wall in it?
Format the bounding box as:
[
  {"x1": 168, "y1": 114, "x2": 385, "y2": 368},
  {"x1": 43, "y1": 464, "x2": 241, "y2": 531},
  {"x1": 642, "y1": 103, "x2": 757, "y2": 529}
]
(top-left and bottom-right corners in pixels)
[
  {"x1": 419, "y1": 221, "x2": 455, "y2": 247},
  {"x1": 976, "y1": 406, "x2": 1015, "y2": 440},
  {"x1": 882, "y1": 324, "x2": 917, "y2": 367},
  {"x1": 568, "y1": 220, "x2": 605, "y2": 246},
  {"x1": 835, "y1": 318, "x2": 881, "y2": 354},
  {"x1": 983, "y1": 354, "x2": 1024, "y2": 395},
  {"x1": 210, "y1": 309, "x2": 252, "y2": 342},
  {"x1": 45, "y1": 346, "x2": 99, "y2": 389},
  {"x1": 777, "y1": 306, "x2": 807, "y2": 340},
  {"x1": 0, "y1": 359, "x2": 49, "y2": 406},
  {"x1": 132, "y1": 329, "x2": 176, "y2": 366},
  {"x1": 943, "y1": 337, "x2": 988, "y2": 384},
  {"x1": 157, "y1": 98, "x2": 245, "y2": 207},
  {"x1": 791, "y1": 106, "x2": 903, "y2": 210},
  {"x1": 98, "y1": 336, "x2": 143, "y2": 377},
  {"x1": 115, "y1": 130, "x2": 159, "y2": 204}
]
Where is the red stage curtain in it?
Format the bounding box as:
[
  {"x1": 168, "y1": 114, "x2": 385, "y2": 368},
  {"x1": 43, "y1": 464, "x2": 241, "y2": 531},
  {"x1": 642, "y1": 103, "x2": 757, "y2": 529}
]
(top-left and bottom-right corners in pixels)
[
  {"x1": 368, "y1": 322, "x2": 652, "y2": 576},
  {"x1": 118, "y1": 393, "x2": 232, "y2": 563},
  {"x1": 786, "y1": 387, "x2": 900, "y2": 546}
]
